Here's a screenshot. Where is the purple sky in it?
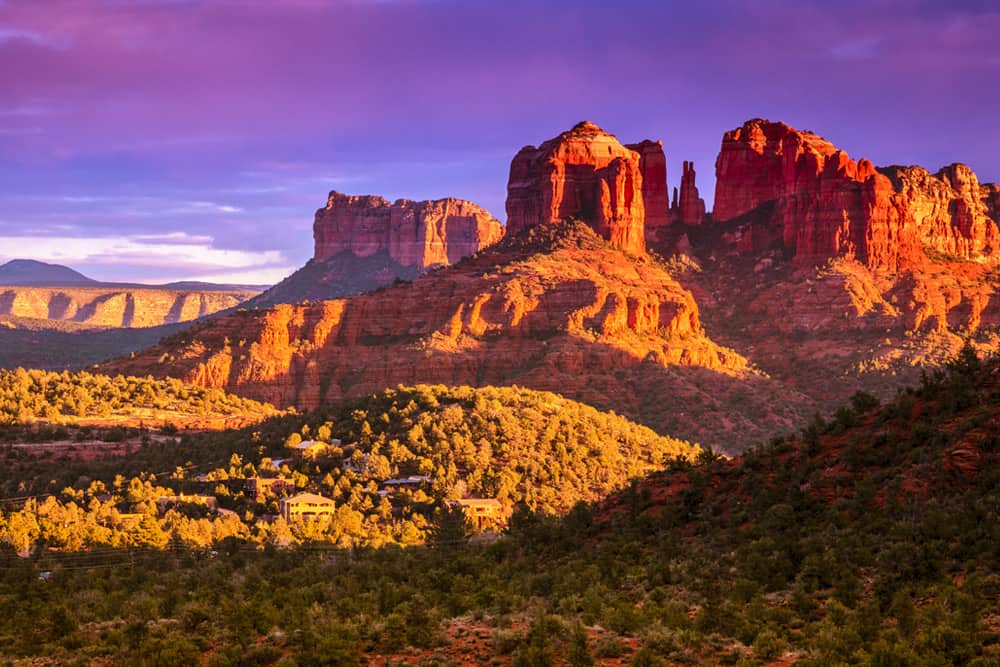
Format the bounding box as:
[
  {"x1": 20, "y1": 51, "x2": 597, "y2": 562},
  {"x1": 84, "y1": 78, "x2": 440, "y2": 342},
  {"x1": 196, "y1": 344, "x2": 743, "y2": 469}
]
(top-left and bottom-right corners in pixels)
[{"x1": 1, "y1": 0, "x2": 998, "y2": 284}]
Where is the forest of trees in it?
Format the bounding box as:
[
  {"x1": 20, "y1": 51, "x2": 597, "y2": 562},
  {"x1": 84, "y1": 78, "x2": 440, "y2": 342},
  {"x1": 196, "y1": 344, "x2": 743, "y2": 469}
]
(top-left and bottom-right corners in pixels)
[
  {"x1": 0, "y1": 368, "x2": 275, "y2": 424},
  {"x1": 0, "y1": 354, "x2": 995, "y2": 665},
  {"x1": 0, "y1": 384, "x2": 699, "y2": 554}
]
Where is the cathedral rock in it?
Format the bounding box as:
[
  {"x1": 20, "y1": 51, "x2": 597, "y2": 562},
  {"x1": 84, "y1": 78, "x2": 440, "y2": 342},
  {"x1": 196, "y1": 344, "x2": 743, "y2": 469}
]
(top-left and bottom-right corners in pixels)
[
  {"x1": 712, "y1": 118, "x2": 1000, "y2": 270},
  {"x1": 505, "y1": 121, "x2": 647, "y2": 255}
]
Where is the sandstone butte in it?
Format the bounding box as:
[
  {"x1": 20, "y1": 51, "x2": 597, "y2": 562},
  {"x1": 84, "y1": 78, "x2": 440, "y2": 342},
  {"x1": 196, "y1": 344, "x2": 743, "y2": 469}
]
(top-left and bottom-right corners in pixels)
[
  {"x1": 248, "y1": 192, "x2": 504, "y2": 308},
  {"x1": 313, "y1": 192, "x2": 504, "y2": 268},
  {"x1": 626, "y1": 139, "x2": 670, "y2": 231},
  {"x1": 506, "y1": 121, "x2": 649, "y2": 255},
  {"x1": 662, "y1": 118, "x2": 1000, "y2": 412},
  {"x1": 0, "y1": 286, "x2": 256, "y2": 328},
  {"x1": 711, "y1": 118, "x2": 1000, "y2": 271}
]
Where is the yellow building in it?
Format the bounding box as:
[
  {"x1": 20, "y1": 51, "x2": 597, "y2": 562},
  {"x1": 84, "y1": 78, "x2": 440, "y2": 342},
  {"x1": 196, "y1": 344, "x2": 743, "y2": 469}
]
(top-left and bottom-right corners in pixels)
[
  {"x1": 293, "y1": 440, "x2": 330, "y2": 458},
  {"x1": 279, "y1": 492, "x2": 336, "y2": 521},
  {"x1": 448, "y1": 498, "x2": 506, "y2": 530}
]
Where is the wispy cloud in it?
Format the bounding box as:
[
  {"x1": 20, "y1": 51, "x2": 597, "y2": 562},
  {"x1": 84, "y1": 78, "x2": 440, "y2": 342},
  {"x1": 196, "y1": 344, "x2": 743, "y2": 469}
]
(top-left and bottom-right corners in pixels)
[
  {"x1": 0, "y1": 232, "x2": 291, "y2": 282},
  {"x1": 0, "y1": 26, "x2": 68, "y2": 49},
  {"x1": 44, "y1": 194, "x2": 244, "y2": 216}
]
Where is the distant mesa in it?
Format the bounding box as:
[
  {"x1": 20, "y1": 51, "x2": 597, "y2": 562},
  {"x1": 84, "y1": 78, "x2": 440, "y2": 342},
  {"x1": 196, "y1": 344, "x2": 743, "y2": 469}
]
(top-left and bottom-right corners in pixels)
[
  {"x1": 711, "y1": 118, "x2": 1000, "y2": 270},
  {"x1": 0, "y1": 259, "x2": 97, "y2": 286},
  {"x1": 313, "y1": 192, "x2": 503, "y2": 268},
  {"x1": 0, "y1": 259, "x2": 259, "y2": 329},
  {"x1": 250, "y1": 191, "x2": 503, "y2": 308}
]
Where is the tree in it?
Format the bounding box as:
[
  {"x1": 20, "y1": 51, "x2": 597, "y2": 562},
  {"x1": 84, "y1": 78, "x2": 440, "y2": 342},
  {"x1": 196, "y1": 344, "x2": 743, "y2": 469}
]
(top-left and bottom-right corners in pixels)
[
  {"x1": 566, "y1": 622, "x2": 594, "y2": 667},
  {"x1": 428, "y1": 504, "x2": 467, "y2": 549}
]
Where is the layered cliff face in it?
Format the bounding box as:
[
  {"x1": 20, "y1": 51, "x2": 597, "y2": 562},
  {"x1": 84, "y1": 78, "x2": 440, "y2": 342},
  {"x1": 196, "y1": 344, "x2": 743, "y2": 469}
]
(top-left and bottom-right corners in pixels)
[
  {"x1": 313, "y1": 192, "x2": 503, "y2": 267},
  {"x1": 879, "y1": 163, "x2": 1000, "y2": 261},
  {"x1": 712, "y1": 119, "x2": 1000, "y2": 271},
  {"x1": 506, "y1": 122, "x2": 647, "y2": 255},
  {"x1": 0, "y1": 286, "x2": 255, "y2": 328},
  {"x1": 104, "y1": 221, "x2": 820, "y2": 453},
  {"x1": 626, "y1": 139, "x2": 669, "y2": 230}
]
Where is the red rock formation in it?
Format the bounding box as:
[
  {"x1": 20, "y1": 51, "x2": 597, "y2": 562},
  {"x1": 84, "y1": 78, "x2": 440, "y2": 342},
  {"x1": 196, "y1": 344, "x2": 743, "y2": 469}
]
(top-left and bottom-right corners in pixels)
[
  {"x1": 313, "y1": 192, "x2": 503, "y2": 267},
  {"x1": 984, "y1": 183, "x2": 1000, "y2": 219},
  {"x1": 626, "y1": 140, "x2": 669, "y2": 230},
  {"x1": 712, "y1": 119, "x2": 1000, "y2": 270},
  {"x1": 506, "y1": 121, "x2": 646, "y2": 255},
  {"x1": 670, "y1": 161, "x2": 706, "y2": 226},
  {"x1": 102, "y1": 221, "x2": 819, "y2": 453},
  {"x1": 880, "y1": 163, "x2": 1000, "y2": 260}
]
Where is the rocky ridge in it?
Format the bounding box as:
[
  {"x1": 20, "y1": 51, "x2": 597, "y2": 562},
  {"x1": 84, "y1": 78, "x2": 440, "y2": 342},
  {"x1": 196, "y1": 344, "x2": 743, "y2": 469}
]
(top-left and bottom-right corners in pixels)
[
  {"x1": 103, "y1": 221, "x2": 813, "y2": 452},
  {"x1": 101, "y1": 118, "x2": 1000, "y2": 453}
]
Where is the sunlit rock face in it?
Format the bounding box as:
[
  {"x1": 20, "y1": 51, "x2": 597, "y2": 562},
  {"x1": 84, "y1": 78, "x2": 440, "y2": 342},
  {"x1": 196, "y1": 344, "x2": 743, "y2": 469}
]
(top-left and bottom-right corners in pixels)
[
  {"x1": 712, "y1": 118, "x2": 1000, "y2": 271},
  {"x1": 506, "y1": 121, "x2": 647, "y2": 255},
  {"x1": 313, "y1": 192, "x2": 503, "y2": 268}
]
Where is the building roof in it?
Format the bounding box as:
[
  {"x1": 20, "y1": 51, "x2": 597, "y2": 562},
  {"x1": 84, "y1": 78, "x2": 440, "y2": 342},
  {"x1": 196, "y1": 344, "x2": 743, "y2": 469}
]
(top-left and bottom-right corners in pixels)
[
  {"x1": 451, "y1": 498, "x2": 502, "y2": 508},
  {"x1": 382, "y1": 475, "x2": 432, "y2": 486},
  {"x1": 280, "y1": 492, "x2": 335, "y2": 505},
  {"x1": 294, "y1": 440, "x2": 326, "y2": 449}
]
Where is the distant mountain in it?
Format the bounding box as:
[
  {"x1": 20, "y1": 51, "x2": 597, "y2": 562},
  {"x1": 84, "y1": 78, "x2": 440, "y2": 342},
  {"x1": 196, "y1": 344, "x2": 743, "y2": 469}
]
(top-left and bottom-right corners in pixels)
[{"x1": 0, "y1": 259, "x2": 97, "y2": 286}]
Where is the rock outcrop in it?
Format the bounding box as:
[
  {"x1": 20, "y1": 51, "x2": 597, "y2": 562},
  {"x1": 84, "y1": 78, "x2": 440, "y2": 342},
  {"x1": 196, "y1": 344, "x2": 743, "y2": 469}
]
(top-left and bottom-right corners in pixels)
[
  {"x1": 626, "y1": 140, "x2": 669, "y2": 230},
  {"x1": 879, "y1": 163, "x2": 999, "y2": 261},
  {"x1": 313, "y1": 192, "x2": 503, "y2": 268},
  {"x1": 251, "y1": 191, "x2": 503, "y2": 308},
  {"x1": 104, "y1": 221, "x2": 815, "y2": 453},
  {"x1": 712, "y1": 119, "x2": 1000, "y2": 270},
  {"x1": 506, "y1": 122, "x2": 647, "y2": 255},
  {"x1": 670, "y1": 161, "x2": 706, "y2": 226}
]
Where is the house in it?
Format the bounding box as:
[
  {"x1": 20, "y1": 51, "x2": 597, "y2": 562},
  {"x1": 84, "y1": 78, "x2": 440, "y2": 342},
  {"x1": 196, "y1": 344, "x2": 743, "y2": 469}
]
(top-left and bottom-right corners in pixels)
[
  {"x1": 293, "y1": 440, "x2": 333, "y2": 458},
  {"x1": 245, "y1": 477, "x2": 294, "y2": 501},
  {"x1": 279, "y1": 492, "x2": 336, "y2": 521},
  {"x1": 380, "y1": 475, "x2": 432, "y2": 493},
  {"x1": 447, "y1": 498, "x2": 506, "y2": 530}
]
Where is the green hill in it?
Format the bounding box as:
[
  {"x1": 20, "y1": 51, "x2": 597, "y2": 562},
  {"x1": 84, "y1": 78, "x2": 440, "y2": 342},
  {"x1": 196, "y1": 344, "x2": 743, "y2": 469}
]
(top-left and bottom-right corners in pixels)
[
  {"x1": 0, "y1": 355, "x2": 996, "y2": 665},
  {"x1": 0, "y1": 367, "x2": 277, "y2": 427}
]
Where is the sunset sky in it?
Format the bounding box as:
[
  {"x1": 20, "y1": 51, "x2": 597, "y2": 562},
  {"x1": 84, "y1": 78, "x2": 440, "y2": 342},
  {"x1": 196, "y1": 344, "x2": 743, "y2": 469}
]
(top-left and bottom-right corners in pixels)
[{"x1": 1, "y1": 0, "x2": 998, "y2": 284}]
